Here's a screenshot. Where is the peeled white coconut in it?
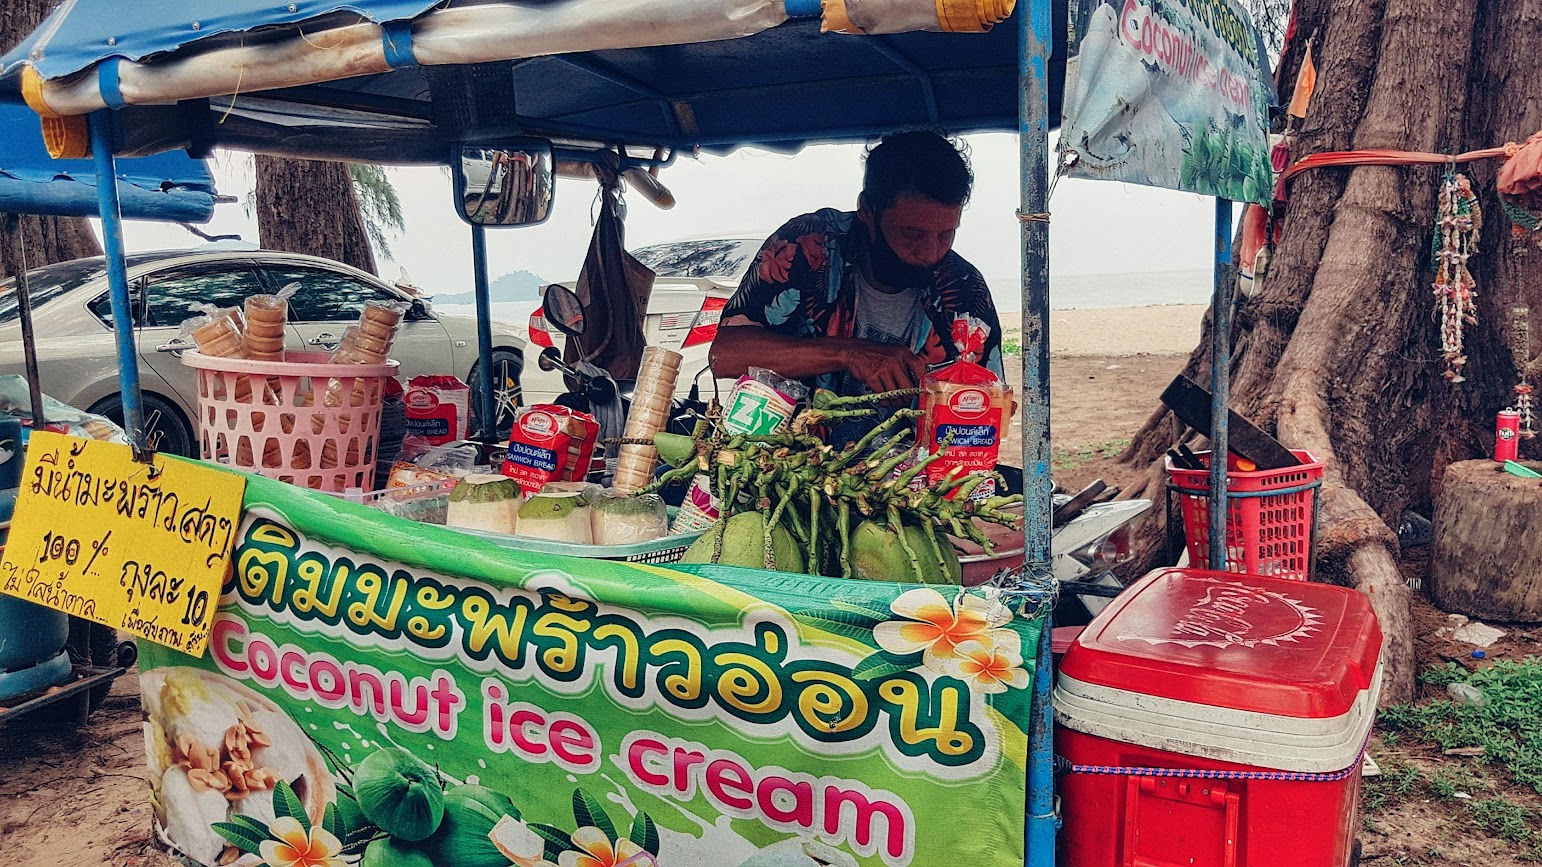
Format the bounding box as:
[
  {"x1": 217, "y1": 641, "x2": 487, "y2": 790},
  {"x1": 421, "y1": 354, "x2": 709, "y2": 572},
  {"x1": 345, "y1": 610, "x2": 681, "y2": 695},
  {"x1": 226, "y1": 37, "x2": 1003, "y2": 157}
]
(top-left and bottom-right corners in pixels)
[
  {"x1": 143, "y1": 720, "x2": 172, "y2": 790},
  {"x1": 158, "y1": 766, "x2": 232, "y2": 865},
  {"x1": 247, "y1": 708, "x2": 311, "y2": 785},
  {"x1": 490, "y1": 816, "x2": 548, "y2": 864},
  {"x1": 591, "y1": 491, "x2": 669, "y2": 545},
  {"x1": 232, "y1": 786, "x2": 278, "y2": 827},
  {"x1": 156, "y1": 669, "x2": 242, "y2": 752},
  {"x1": 516, "y1": 490, "x2": 594, "y2": 544},
  {"x1": 447, "y1": 474, "x2": 523, "y2": 535}
]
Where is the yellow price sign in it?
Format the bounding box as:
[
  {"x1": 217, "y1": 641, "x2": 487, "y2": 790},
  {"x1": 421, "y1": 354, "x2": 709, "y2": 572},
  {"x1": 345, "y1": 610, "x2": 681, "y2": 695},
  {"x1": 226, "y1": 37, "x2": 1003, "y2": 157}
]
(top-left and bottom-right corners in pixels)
[{"x1": 0, "y1": 432, "x2": 246, "y2": 656}]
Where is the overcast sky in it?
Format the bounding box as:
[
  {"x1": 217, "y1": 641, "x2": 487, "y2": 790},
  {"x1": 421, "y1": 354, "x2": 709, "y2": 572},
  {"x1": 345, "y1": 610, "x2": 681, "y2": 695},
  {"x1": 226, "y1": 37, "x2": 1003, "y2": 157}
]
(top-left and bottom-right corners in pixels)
[{"x1": 112, "y1": 132, "x2": 1229, "y2": 311}]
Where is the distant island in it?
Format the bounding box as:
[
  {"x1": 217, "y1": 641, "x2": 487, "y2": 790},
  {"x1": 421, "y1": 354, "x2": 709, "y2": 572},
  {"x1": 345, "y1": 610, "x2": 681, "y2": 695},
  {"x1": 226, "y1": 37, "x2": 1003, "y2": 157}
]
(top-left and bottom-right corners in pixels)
[{"x1": 429, "y1": 269, "x2": 546, "y2": 306}]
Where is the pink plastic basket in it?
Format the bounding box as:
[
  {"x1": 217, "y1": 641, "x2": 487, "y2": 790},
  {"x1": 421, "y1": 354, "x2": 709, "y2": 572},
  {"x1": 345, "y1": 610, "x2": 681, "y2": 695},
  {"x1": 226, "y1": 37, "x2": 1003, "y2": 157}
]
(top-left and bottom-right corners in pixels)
[
  {"x1": 1166, "y1": 450, "x2": 1324, "y2": 580},
  {"x1": 183, "y1": 350, "x2": 398, "y2": 492}
]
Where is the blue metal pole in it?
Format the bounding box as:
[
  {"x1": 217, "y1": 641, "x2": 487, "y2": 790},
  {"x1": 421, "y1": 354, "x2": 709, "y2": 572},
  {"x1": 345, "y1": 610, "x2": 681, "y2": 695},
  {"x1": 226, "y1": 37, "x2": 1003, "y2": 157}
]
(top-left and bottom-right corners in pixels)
[
  {"x1": 1207, "y1": 199, "x2": 1234, "y2": 571},
  {"x1": 89, "y1": 111, "x2": 146, "y2": 456},
  {"x1": 470, "y1": 224, "x2": 498, "y2": 440},
  {"x1": 1021, "y1": 2, "x2": 1056, "y2": 865}
]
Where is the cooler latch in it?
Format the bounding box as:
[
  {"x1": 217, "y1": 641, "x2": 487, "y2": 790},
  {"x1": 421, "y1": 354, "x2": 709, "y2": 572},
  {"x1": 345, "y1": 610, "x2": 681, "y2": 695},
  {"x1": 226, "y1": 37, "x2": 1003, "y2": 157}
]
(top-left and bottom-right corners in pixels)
[{"x1": 1121, "y1": 776, "x2": 1242, "y2": 867}]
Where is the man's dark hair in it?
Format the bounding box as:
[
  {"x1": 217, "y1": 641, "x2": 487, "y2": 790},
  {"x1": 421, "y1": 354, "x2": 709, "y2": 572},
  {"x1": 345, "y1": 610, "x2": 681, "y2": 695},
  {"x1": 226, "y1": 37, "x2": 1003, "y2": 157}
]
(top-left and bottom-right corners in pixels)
[{"x1": 862, "y1": 131, "x2": 973, "y2": 212}]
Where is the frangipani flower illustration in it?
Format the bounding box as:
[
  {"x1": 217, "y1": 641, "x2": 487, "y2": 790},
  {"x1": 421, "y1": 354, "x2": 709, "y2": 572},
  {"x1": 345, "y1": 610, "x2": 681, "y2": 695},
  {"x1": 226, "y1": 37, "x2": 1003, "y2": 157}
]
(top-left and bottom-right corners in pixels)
[
  {"x1": 258, "y1": 816, "x2": 344, "y2": 867},
  {"x1": 874, "y1": 588, "x2": 1014, "y2": 670},
  {"x1": 940, "y1": 638, "x2": 1030, "y2": 694},
  {"x1": 560, "y1": 826, "x2": 656, "y2": 867}
]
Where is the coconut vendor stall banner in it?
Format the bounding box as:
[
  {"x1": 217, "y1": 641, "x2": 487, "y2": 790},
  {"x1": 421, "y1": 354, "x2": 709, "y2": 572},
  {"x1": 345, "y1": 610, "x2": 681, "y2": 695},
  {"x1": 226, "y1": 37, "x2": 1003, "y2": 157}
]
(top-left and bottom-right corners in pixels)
[
  {"x1": 137, "y1": 471, "x2": 1044, "y2": 867},
  {"x1": 1059, "y1": 0, "x2": 1276, "y2": 204}
]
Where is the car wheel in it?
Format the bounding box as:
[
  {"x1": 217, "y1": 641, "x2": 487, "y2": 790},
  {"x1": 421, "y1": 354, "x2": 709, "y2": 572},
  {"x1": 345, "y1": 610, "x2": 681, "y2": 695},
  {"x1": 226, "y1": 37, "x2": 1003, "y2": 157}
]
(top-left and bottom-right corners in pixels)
[
  {"x1": 469, "y1": 349, "x2": 524, "y2": 438},
  {"x1": 89, "y1": 392, "x2": 196, "y2": 457}
]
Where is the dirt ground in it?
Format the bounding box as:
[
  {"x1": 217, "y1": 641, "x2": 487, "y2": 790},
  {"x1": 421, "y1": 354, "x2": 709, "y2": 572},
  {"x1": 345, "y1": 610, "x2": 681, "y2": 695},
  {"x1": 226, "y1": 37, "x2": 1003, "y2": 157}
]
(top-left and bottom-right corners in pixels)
[{"x1": 3, "y1": 315, "x2": 1540, "y2": 865}]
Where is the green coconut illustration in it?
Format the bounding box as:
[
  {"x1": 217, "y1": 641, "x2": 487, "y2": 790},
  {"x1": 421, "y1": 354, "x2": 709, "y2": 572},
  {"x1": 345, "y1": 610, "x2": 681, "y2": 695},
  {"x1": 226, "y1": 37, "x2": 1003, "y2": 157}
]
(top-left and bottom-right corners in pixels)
[
  {"x1": 426, "y1": 783, "x2": 522, "y2": 867},
  {"x1": 352, "y1": 747, "x2": 445, "y2": 842}
]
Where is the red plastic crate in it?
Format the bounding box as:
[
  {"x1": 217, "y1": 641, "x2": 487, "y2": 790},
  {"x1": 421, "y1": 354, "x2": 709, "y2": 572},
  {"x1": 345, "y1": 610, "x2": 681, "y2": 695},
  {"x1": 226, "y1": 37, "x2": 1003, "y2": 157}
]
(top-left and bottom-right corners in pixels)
[{"x1": 1166, "y1": 450, "x2": 1323, "y2": 580}]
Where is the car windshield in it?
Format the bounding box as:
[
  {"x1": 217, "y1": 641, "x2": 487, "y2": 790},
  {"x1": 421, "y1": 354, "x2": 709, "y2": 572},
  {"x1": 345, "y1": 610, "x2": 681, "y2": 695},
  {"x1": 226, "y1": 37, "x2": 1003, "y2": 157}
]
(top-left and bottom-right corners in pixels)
[
  {"x1": 0, "y1": 259, "x2": 107, "y2": 324},
  {"x1": 631, "y1": 239, "x2": 762, "y2": 279}
]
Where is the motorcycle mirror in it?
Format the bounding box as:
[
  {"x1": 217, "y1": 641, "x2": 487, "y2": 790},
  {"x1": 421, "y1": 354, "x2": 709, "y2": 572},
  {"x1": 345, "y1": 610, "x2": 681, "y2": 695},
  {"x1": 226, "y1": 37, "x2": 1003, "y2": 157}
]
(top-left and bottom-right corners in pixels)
[
  {"x1": 543, "y1": 284, "x2": 586, "y2": 338},
  {"x1": 587, "y1": 375, "x2": 618, "y2": 406},
  {"x1": 537, "y1": 346, "x2": 563, "y2": 372},
  {"x1": 452, "y1": 139, "x2": 555, "y2": 228}
]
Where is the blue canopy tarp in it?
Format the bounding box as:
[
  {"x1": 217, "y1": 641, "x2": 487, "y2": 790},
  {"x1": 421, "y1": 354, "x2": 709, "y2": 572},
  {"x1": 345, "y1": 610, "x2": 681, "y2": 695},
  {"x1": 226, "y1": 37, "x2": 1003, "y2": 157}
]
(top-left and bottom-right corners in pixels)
[
  {"x1": 0, "y1": 1, "x2": 1063, "y2": 160},
  {"x1": 0, "y1": 102, "x2": 217, "y2": 221},
  {"x1": 2, "y1": 1, "x2": 445, "y2": 82}
]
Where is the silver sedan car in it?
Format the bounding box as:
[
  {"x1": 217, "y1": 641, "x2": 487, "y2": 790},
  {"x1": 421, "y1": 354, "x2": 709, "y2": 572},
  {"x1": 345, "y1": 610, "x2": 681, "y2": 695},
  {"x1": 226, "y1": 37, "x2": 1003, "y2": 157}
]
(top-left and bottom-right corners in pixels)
[{"x1": 0, "y1": 249, "x2": 527, "y2": 456}]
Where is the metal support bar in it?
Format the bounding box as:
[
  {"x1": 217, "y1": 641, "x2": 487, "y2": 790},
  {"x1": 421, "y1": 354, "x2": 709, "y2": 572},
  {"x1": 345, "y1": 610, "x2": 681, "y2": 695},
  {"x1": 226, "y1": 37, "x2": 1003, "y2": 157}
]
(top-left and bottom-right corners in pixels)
[
  {"x1": 1021, "y1": 1, "x2": 1057, "y2": 864},
  {"x1": 470, "y1": 223, "x2": 498, "y2": 441},
  {"x1": 89, "y1": 110, "x2": 147, "y2": 457},
  {"x1": 6, "y1": 215, "x2": 47, "y2": 427},
  {"x1": 864, "y1": 38, "x2": 940, "y2": 122},
  {"x1": 0, "y1": 665, "x2": 128, "y2": 729},
  {"x1": 555, "y1": 54, "x2": 684, "y2": 140},
  {"x1": 1207, "y1": 198, "x2": 1234, "y2": 570}
]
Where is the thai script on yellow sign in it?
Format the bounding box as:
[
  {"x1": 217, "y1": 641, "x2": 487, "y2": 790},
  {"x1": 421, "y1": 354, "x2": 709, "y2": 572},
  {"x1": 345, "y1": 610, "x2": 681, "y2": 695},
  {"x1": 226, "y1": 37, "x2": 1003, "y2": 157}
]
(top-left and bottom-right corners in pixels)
[{"x1": 0, "y1": 432, "x2": 245, "y2": 655}]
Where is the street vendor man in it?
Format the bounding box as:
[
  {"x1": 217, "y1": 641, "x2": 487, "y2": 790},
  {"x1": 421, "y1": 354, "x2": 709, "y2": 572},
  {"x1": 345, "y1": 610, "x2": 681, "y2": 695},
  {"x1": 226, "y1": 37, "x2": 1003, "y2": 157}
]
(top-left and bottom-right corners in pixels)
[{"x1": 709, "y1": 130, "x2": 1005, "y2": 444}]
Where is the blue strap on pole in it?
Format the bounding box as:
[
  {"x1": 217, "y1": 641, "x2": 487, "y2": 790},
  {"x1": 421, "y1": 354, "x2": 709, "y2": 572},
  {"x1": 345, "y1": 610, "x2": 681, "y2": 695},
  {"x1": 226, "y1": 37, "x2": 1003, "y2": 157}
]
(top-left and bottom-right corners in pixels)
[
  {"x1": 88, "y1": 110, "x2": 147, "y2": 457},
  {"x1": 380, "y1": 20, "x2": 418, "y2": 69},
  {"x1": 98, "y1": 58, "x2": 127, "y2": 110}
]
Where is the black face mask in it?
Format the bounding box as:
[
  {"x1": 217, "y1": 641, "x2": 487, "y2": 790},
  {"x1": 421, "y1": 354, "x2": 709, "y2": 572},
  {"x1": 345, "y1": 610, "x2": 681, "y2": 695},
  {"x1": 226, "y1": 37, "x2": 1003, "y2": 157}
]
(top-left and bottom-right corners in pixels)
[{"x1": 862, "y1": 220, "x2": 936, "y2": 289}]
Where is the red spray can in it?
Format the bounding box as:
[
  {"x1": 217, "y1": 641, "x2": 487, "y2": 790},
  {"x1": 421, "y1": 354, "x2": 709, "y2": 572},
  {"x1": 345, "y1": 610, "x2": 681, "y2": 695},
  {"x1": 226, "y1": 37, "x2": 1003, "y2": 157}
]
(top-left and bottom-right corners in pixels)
[{"x1": 1496, "y1": 408, "x2": 1521, "y2": 462}]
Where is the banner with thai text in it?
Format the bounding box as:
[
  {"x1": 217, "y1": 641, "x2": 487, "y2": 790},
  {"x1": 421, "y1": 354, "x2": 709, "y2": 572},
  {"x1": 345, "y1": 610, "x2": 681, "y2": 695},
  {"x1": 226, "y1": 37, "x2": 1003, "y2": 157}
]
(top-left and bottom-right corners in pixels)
[
  {"x1": 137, "y1": 471, "x2": 1043, "y2": 867},
  {"x1": 1060, "y1": 0, "x2": 1276, "y2": 204}
]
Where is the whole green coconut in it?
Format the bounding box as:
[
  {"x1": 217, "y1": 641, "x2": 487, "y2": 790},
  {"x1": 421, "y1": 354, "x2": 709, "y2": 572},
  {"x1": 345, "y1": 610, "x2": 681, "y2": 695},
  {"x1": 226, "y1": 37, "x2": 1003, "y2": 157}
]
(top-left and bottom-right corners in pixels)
[
  {"x1": 850, "y1": 519, "x2": 960, "y2": 584},
  {"x1": 352, "y1": 747, "x2": 445, "y2": 842},
  {"x1": 681, "y1": 512, "x2": 806, "y2": 572},
  {"x1": 427, "y1": 784, "x2": 522, "y2": 867},
  {"x1": 362, "y1": 836, "x2": 435, "y2": 867}
]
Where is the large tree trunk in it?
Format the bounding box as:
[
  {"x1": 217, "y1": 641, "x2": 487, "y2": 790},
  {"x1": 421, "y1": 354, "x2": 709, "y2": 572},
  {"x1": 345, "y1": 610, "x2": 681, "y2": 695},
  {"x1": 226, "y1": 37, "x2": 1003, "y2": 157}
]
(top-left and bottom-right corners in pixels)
[
  {"x1": 1117, "y1": 0, "x2": 1542, "y2": 704},
  {"x1": 0, "y1": 0, "x2": 103, "y2": 275},
  {"x1": 254, "y1": 156, "x2": 377, "y2": 275}
]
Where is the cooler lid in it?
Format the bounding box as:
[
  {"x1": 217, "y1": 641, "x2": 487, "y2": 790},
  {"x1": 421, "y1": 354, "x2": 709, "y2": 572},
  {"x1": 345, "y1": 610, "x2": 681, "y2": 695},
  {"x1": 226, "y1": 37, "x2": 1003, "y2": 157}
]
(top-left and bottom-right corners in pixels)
[{"x1": 1060, "y1": 569, "x2": 1383, "y2": 719}]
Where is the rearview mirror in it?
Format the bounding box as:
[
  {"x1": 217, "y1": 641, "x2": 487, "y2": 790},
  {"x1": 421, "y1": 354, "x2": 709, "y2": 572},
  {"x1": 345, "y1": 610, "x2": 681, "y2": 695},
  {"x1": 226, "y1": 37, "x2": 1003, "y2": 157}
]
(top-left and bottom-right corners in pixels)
[
  {"x1": 452, "y1": 139, "x2": 555, "y2": 227},
  {"x1": 543, "y1": 284, "x2": 585, "y2": 338}
]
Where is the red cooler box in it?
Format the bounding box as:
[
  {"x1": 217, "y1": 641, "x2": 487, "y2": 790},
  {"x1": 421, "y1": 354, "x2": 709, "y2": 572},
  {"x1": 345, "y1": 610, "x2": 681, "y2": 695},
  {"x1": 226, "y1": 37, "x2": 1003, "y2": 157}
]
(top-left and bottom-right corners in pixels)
[{"x1": 1055, "y1": 568, "x2": 1382, "y2": 867}]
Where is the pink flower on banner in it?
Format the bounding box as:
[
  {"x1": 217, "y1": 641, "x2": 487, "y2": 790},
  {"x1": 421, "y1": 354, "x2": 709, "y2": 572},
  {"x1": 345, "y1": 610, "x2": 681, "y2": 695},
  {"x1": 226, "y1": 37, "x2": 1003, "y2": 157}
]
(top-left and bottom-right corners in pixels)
[
  {"x1": 258, "y1": 817, "x2": 344, "y2": 867},
  {"x1": 874, "y1": 588, "x2": 1014, "y2": 671},
  {"x1": 939, "y1": 637, "x2": 1030, "y2": 694},
  {"x1": 559, "y1": 827, "x2": 656, "y2": 867}
]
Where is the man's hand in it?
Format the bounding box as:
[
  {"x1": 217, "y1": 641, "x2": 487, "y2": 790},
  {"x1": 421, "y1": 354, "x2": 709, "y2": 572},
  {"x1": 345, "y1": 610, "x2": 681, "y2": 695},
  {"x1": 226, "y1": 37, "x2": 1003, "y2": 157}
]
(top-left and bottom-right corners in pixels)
[
  {"x1": 841, "y1": 340, "x2": 926, "y2": 396},
  {"x1": 711, "y1": 326, "x2": 925, "y2": 400}
]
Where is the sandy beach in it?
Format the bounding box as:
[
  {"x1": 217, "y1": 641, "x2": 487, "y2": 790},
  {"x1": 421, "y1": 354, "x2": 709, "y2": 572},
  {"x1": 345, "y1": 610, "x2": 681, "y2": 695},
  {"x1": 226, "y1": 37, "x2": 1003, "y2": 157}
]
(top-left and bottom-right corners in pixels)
[
  {"x1": 994, "y1": 306, "x2": 1204, "y2": 474},
  {"x1": 997, "y1": 305, "x2": 1209, "y2": 358}
]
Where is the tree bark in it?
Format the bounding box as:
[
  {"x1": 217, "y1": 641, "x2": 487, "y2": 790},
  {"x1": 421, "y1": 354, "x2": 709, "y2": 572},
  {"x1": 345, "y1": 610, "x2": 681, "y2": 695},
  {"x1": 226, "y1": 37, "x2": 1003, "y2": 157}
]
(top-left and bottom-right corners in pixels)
[
  {"x1": 254, "y1": 156, "x2": 377, "y2": 275},
  {"x1": 0, "y1": 0, "x2": 104, "y2": 276},
  {"x1": 1431, "y1": 460, "x2": 1542, "y2": 622},
  {"x1": 1116, "y1": 0, "x2": 1542, "y2": 704}
]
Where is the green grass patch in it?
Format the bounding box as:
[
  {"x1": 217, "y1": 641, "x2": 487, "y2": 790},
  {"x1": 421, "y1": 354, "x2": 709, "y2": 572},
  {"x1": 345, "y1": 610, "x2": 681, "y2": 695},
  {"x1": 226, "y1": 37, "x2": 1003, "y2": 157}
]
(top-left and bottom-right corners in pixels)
[
  {"x1": 1051, "y1": 438, "x2": 1130, "y2": 474},
  {"x1": 1379, "y1": 658, "x2": 1542, "y2": 795},
  {"x1": 1362, "y1": 759, "x2": 1425, "y2": 815},
  {"x1": 1429, "y1": 766, "x2": 1485, "y2": 800},
  {"x1": 1003, "y1": 336, "x2": 1023, "y2": 355}
]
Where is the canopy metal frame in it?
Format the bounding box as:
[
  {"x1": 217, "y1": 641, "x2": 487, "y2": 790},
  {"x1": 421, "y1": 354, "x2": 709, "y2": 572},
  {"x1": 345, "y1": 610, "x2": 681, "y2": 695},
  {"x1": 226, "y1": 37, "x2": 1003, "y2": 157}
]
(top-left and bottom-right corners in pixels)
[{"x1": 47, "y1": 3, "x2": 1246, "y2": 862}]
